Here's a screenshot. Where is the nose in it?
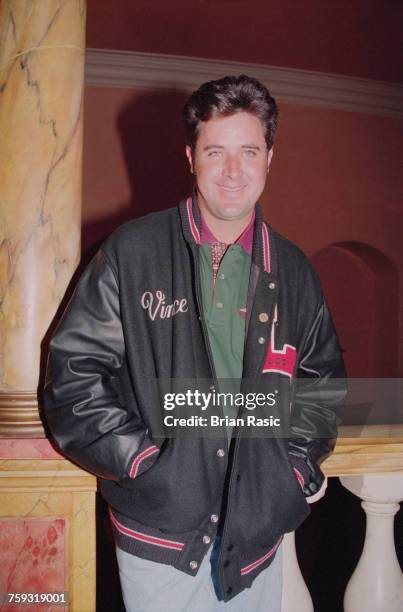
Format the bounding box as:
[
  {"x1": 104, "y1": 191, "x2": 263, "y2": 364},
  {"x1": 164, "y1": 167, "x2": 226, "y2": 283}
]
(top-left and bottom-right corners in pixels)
[{"x1": 222, "y1": 153, "x2": 242, "y2": 179}]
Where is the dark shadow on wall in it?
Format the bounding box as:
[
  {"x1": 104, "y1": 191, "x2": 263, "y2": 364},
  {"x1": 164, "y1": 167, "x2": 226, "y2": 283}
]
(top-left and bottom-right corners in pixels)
[
  {"x1": 81, "y1": 89, "x2": 193, "y2": 261},
  {"x1": 96, "y1": 493, "x2": 125, "y2": 612}
]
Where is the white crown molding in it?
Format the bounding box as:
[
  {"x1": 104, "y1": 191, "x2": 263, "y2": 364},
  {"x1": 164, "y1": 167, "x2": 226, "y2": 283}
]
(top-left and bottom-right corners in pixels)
[{"x1": 85, "y1": 48, "x2": 403, "y2": 118}]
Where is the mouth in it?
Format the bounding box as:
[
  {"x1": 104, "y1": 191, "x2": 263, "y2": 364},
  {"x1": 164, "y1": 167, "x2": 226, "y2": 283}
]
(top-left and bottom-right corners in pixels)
[{"x1": 217, "y1": 184, "x2": 246, "y2": 192}]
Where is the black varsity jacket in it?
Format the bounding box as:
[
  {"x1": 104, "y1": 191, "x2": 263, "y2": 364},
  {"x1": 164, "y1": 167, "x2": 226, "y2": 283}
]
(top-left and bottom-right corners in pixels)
[{"x1": 43, "y1": 197, "x2": 346, "y2": 602}]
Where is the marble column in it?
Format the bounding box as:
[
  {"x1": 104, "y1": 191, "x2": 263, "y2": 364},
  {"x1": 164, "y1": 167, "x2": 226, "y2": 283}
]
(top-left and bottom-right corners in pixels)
[{"x1": 0, "y1": 0, "x2": 85, "y2": 436}]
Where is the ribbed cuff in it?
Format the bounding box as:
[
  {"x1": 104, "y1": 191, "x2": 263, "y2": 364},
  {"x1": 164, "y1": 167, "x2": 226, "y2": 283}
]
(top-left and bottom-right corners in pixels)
[{"x1": 288, "y1": 454, "x2": 311, "y2": 486}]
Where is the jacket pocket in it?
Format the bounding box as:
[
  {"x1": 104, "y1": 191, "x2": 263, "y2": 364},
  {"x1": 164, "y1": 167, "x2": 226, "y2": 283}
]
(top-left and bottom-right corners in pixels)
[
  {"x1": 287, "y1": 452, "x2": 311, "y2": 500},
  {"x1": 127, "y1": 442, "x2": 161, "y2": 480}
]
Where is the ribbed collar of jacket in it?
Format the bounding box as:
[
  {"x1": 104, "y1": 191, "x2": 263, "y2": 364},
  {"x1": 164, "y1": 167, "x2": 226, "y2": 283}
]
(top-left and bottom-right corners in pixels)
[{"x1": 178, "y1": 192, "x2": 278, "y2": 277}]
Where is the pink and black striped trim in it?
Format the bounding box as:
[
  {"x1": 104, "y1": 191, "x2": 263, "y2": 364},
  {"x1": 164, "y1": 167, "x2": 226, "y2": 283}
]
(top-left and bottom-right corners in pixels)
[
  {"x1": 186, "y1": 197, "x2": 201, "y2": 244},
  {"x1": 129, "y1": 445, "x2": 159, "y2": 479},
  {"x1": 261, "y1": 223, "x2": 271, "y2": 273},
  {"x1": 293, "y1": 467, "x2": 305, "y2": 488},
  {"x1": 109, "y1": 508, "x2": 185, "y2": 551},
  {"x1": 240, "y1": 536, "x2": 283, "y2": 576}
]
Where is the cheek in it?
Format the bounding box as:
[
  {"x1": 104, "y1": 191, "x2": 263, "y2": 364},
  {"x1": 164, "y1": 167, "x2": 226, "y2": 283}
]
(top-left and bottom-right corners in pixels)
[
  {"x1": 196, "y1": 165, "x2": 220, "y2": 183},
  {"x1": 253, "y1": 164, "x2": 269, "y2": 182}
]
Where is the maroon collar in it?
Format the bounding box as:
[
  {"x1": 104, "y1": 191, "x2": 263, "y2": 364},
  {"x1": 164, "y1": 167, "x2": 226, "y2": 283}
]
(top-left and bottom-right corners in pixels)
[{"x1": 200, "y1": 211, "x2": 255, "y2": 256}]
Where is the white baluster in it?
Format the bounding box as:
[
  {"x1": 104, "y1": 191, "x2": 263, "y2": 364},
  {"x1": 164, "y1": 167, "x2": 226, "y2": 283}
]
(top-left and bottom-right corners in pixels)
[
  {"x1": 340, "y1": 473, "x2": 403, "y2": 612},
  {"x1": 282, "y1": 479, "x2": 328, "y2": 612}
]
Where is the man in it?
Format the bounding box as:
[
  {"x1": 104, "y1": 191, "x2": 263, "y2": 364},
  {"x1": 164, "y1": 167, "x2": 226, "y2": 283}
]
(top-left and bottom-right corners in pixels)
[{"x1": 44, "y1": 75, "x2": 345, "y2": 611}]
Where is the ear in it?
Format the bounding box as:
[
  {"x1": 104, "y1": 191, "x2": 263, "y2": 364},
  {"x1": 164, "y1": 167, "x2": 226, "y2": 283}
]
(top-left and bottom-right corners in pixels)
[
  {"x1": 186, "y1": 145, "x2": 194, "y2": 174},
  {"x1": 267, "y1": 147, "x2": 274, "y2": 172}
]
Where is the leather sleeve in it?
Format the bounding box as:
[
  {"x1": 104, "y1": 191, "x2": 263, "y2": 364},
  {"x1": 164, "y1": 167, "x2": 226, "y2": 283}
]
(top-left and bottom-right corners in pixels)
[
  {"x1": 288, "y1": 265, "x2": 347, "y2": 496},
  {"x1": 43, "y1": 250, "x2": 160, "y2": 481}
]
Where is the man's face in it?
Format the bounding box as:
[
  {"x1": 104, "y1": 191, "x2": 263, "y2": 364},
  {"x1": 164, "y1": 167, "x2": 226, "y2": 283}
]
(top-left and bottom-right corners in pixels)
[{"x1": 186, "y1": 111, "x2": 273, "y2": 224}]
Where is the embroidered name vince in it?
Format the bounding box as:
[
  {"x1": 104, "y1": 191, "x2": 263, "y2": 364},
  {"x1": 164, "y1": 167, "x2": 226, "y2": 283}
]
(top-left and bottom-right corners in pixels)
[{"x1": 141, "y1": 291, "x2": 188, "y2": 320}]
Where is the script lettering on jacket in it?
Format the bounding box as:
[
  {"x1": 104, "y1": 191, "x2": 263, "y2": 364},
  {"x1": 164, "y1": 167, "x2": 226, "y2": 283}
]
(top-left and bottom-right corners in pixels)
[{"x1": 141, "y1": 290, "x2": 188, "y2": 320}]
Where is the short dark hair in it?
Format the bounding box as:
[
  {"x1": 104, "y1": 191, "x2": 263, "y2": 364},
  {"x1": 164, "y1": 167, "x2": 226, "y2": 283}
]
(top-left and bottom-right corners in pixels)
[{"x1": 182, "y1": 74, "x2": 278, "y2": 151}]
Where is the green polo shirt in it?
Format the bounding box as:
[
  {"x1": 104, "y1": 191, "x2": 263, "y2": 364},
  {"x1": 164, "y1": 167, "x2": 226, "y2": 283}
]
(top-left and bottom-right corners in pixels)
[{"x1": 199, "y1": 243, "x2": 251, "y2": 440}]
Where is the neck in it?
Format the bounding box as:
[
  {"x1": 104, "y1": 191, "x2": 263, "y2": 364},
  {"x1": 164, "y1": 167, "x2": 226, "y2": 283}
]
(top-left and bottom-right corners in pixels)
[{"x1": 198, "y1": 205, "x2": 254, "y2": 244}]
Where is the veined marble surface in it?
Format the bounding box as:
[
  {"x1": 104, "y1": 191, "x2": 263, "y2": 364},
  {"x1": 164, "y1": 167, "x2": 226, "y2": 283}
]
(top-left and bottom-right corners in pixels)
[
  {"x1": 0, "y1": 457, "x2": 96, "y2": 611},
  {"x1": 0, "y1": 0, "x2": 85, "y2": 392},
  {"x1": 0, "y1": 517, "x2": 66, "y2": 611},
  {"x1": 0, "y1": 438, "x2": 63, "y2": 459}
]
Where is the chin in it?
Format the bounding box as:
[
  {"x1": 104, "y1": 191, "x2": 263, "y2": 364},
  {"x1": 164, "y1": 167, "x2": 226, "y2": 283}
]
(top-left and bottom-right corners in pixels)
[
  {"x1": 217, "y1": 206, "x2": 252, "y2": 221},
  {"x1": 220, "y1": 198, "x2": 253, "y2": 212}
]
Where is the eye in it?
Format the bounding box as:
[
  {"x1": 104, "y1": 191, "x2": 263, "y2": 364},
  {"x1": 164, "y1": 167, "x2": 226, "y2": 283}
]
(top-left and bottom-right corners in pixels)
[
  {"x1": 243, "y1": 149, "x2": 257, "y2": 158},
  {"x1": 207, "y1": 150, "x2": 222, "y2": 158}
]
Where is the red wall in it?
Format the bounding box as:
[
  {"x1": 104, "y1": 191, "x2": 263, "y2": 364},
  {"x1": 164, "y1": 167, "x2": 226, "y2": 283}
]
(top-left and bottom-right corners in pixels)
[
  {"x1": 87, "y1": 0, "x2": 402, "y2": 83},
  {"x1": 82, "y1": 86, "x2": 403, "y2": 376}
]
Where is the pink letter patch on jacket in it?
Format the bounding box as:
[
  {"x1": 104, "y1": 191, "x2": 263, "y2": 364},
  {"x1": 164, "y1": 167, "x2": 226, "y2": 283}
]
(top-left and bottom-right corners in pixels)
[{"x1": 262, "y1": 306, "x2": 297, "y2": 379}]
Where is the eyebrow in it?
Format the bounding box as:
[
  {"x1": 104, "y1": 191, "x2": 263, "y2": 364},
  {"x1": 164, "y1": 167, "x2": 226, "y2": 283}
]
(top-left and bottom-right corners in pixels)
[
  {"x1": 202, "y1": 144, "x2": 262, "y2": 151},
  {"x1": 203, "y1": 145, "x2": 224, "y2": 151}
]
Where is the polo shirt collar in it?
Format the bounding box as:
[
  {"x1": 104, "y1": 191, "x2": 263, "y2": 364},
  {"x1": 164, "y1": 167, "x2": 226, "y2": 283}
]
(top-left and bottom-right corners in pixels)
[
  {"x1": 200, "y1": 212, "x2": 255, "y2": 257},
  {"x1": 179, "y1": 193, "x2": 277, "y2": 275}
]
